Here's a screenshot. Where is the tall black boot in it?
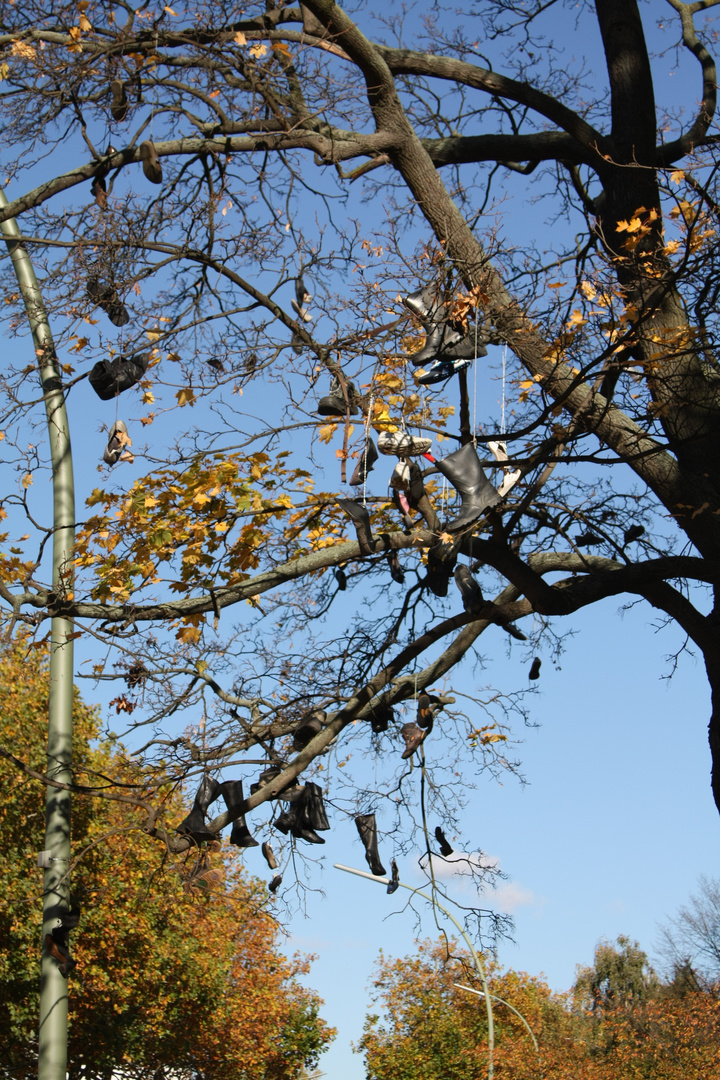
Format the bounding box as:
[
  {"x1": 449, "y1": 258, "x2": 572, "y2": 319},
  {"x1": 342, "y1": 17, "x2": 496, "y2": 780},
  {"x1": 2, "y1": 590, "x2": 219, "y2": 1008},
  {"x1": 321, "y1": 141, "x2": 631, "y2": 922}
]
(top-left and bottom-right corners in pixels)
[
  {"x1": 435, "y1": 442, "x2": 502, "y2": 532},
  {"x1": 176, "y1": 775, "x2": 221, "y2": 843},
  {"x1": 350, "y1": 437, "x2": 378, "y2": 486},
  {"x1": 367, "y1": 702, "x2": 394, "y2": 733},
  {"x1": 403, "y1": 282, "x2": 446, "y2": 323},
  {"x1": 454, "y1": 565, "x2": 484, "y2": 615},
  {"x1": 222, "y1": 780, "x2": 259, "y2": 849},
  {"x1": 425, "y1": 544, "x2": 457, "y2": 597},
  {"x1": 337, "y1": 499, "x2": 374, "y2": 555},
  {"x1": 301, "y1": 782, "x2": 330, "y2": 832},
  {"x1": 355, "y1": 813, "x2": 386, "y2": 876}
]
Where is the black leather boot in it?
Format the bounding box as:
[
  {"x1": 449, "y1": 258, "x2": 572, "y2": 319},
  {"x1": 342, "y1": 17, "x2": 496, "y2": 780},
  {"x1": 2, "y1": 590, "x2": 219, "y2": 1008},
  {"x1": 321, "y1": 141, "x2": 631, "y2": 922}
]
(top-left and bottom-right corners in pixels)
[
  {"x1": 337, "y1": 499, "x2": 374, "y2": 555},
  {"x1": 317, "y1": 376, "x2": 360, "y2": 416},
  {"x1": 435, "y1": 826, "x2": 454, "y2": 857},
  {"x1": 89, "y1": 352, "x2": 150, "y2": 400},
  {"x1": 403, "y1": 282, "x2": 446, "y2": 323},
  {"x1": 350, "y1": 437, "x2": 378, "y2": 486},
  {"x1": 222, "y1": 780, "x2": 259, "y2": 849},
  {"x1": 355, "y1": 813, "x2": 386, "y2": 876},
  {"x1": 454, "y1": 564, "x2": 484, "y2": 615},
  {"x1": 176, "y1": 775, "x2": 222, "y2": 843},
  {"x1": 435, "y1": 442, "x2": 501, "y2": 532},
  {"x1": 367, "y1": 702, "x2": 394, "y2": 733},
  {"x1": 87, "y1": 277, "x2": 130, "y2": 327},
  {"x1": 425, "y1": 544, "x2": 457, "y2": 597}
]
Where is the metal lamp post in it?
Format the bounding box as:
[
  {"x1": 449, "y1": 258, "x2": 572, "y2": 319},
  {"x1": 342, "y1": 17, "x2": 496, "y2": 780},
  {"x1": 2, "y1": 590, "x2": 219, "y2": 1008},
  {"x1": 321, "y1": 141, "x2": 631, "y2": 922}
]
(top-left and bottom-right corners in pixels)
[{"x1": 1, "y1": 188, "x2": 76, "y2": 1080}]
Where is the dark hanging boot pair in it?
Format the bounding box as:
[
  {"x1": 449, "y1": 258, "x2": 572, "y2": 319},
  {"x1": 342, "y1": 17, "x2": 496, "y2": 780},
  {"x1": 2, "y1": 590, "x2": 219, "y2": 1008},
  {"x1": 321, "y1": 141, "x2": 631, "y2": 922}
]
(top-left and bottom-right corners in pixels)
[
  {"x1": 87, "y1": 277, "x2": 130, "y2": 327},
  {"x1": 402, "y1": 283, "x2": 488, "y2": 384},
  {"x1": 273, "y1": 782, "x2": 330, "y2": 844},
  {"x1": 417, "y1": 693, "x2": 443, "y2": 732},
  {"x1": 355, "y1": 813, "x2": 386, "y2": 876},
  {"x1": 176, "y1": 776, "x2": 258, "y2": 848},
  {"x1": 434, "y1": 442, "x2": 502, "y2": 532},
  {"x1": 89, "y1": 352, "x2": 150, "y2": 399}
]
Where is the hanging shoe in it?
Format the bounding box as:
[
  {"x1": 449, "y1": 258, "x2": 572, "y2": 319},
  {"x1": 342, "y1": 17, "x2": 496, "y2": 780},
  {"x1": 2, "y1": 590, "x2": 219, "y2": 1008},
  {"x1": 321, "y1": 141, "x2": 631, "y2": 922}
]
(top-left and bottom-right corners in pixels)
[
  {"x1": 454, "y1": 564, "x2": 484, "y2": 615},
  {"x1": 90, "y1": 176, "x2": 107, "y2": 209},
  {"x1": 317, "y1": 376, "x2": 360, "y2": 416},
  {"x1": 624, "y1": 524, "x2": 645, "y2": 545},
  {"x1": 293, "y1": 709, "x2": 326, "y2": 751},
  {"x1": 435, "y1": 826, "x2": 454, "y2": 857},
  {"x1": 407, "y1": 322, "x2": 457, "y2": 367},
  {"x1": 415, "y1": 356, "x2": 473, "y2": 385},
  {"x1": 387, "y1": 550, "x2": 405, "y2": 585},
  {"x1": 292, "y1": 275, "x2": 313, "y2": 322},
  {"x1": 350, "y1": 437, "x2": 378, "y2": 486},
  {"x1": 378, "y1": 431, "x2": 432, "y2": 457},
  {"x1": 140, "y1": 140, "x2": 163, "y2": 184},
  {"x1": 417, "y1": 693, "x2": 443, "y2": 731},
  {"x1": 300, "y1": 782, "x2": 330, "y2": 832},
  {"x1": 269, "y1": 873, "x2": 283, "y2": 893},
  {"x1": 89, "y1": 352, "x2": 150, "y2": 400},
  {"x1": 337, "y1": 498, "x2": 374, "y2": 556},
  {"x1": 103, "y1": 420, "x2": 130, "y2": 466},
  {"x1": 86, "y1": 277, "x2": 130, "y2": 327},
  {"x1": 110, "y1": 79, "x2": 128, "y2": 121},
  {"x1": 575, "y1": 532, "x2": 602, "y2": 547},
  {"x1": 400, "y1": 722, "x2": 424, "y2": 760},
  {"x1": 355, "y1": 813, "x2": 386, "y2": 876},
  {"x1": 221, "y1": 780, "x2": 259, "y2": 849},
  {"x1": 435, "y1": 442, "x2": 502, "y2": 532},
  {"x1": 261, "y1": 841, "x2": 278, "y2": 870},
  {"x1": 59, "y1": 904, "x2": 81, "y2": 931},
  {"x1": 403, "y1": 282, "x2": 446, "y2": 323},
  {"x1": 291, "y1": 332, "x2": 304, "y2": 355},
  {"x1": 367, "y1": 702, "x2": 394, "y2": 734},
  {"x1": 529, "y1": 657, "x2": 542, "y2": 680},
  {"x1": 44, "y1": 934, "x2": 76, "y2": 977},
  {"x1": 387, "y1": 858, "x2": 400, "y2": 894},
  {"x1": 389, "y1": 461, "x2": 425, "y2": 507},
  {"x1": 335, "y1": 566, "x2": 347, "y2": 590},
  {"x1": 425, "y1": 544, "x2": 457, "y2": 598},
  {"x1": 437, "y1": 332, "x2": 488, "y2": 363},
  {"x1": 176, "y1": 775, "x2": 222, "y2": 844}
]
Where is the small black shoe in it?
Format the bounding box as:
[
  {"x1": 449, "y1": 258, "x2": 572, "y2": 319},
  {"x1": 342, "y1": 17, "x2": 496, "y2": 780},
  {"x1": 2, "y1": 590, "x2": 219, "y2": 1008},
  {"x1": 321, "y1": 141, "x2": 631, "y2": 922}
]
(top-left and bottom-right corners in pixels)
[
  {"x1": 91, "y1": 176, "x2": 107, "y2": 209},
  {"x1": 87, "y1": 277, "x2": 130, "y2": 327},
  {"x1": 529, "y1": 657, "x2": 541, "y2": 680},
  {"x1": 367, "y1": 702, "x2": 394, "y2": 733},
  {"x1": 415, "y1": 357, "x2": 472, "y2": 385},
  {"x1": 335, "y1": 567, "x2": 347, "y2": 590},
  {"x1": 387, "y1": 858, "x2": 400, "y2": 894},
  {"x1": 317, "y1": 376, "x2": 360, "y2": 416},
  {"x1": 269, "y1": 873, "x2": 283, "y2": 893},
  {"x1": 400, "y1": 722, "x2": 424, "y2": 760},
  {"x1": 387, "y1": 550, "x2": 405, "y2": 584},
  {"x1": 435, "y1": 826, "x2": 454, "y2": 857}
]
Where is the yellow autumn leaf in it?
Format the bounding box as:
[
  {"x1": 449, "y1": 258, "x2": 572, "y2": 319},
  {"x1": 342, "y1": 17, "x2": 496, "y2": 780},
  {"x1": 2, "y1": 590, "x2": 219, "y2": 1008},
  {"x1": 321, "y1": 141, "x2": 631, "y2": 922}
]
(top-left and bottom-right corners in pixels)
[
  {"x1": 22, "y1": 473, "x2": 33, "y2": 489},
  {"x1": 176, "y1": 387, "x2": 197, "y2": 407},
  {"x1": 69, "y1": 337, "x2": 89, "y2": 353},
  {"x1": 144, "y1": 495, "x2": 158, "y2": 508},
  {"x1": 78, "y1": 14, "x2": 92, "y2": 31},
  {"x1": 249, "y1": 43, "x2": 268, "y2": 58},
  {"x1": 164, "y1": 6, "x2": 178, "y2": 14},
  {"x1": 142, "y1": 390, "x2": 155, "y2": 404},
  {"x1": 68, "y1": 26, "x2": 82, "y2": 41},
  {"x1": 567, "y1": 309, "x2": 588, "y2": 328},
  {"x1": 11, "y1": 40, "x2": 37, "y2": 58},
  {"x1": 0, "y1": 63, "x2": 10, "y2": 81},
  {"x1": 209, "y1": 89, "x2": 220, "y2": 98},
  {"x1": 318, "y1": 424, "x2": 338, "y2": 444},
  {"x1": 272, "y1": 42, "x2": 291, "y2": 56},
  {"x1": 234, "y1": 30, "x2": 247, "y2": 45}
]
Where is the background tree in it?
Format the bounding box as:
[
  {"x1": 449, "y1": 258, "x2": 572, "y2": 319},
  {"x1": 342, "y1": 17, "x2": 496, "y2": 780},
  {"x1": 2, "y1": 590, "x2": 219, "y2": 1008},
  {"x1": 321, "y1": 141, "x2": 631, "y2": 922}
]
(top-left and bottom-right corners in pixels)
[
  {"x1": 656, "y1": 874, "x2": 720, "y2": 988},
  {"x1": 359, "y1": 935, "x2": 720, "y2": 1080},
  {"x1": 0, "y1": 637, "x2": 333, "y2": 1080},
  {"x1": 0, "y1": 0, "x2": 719, "y2": 907}
]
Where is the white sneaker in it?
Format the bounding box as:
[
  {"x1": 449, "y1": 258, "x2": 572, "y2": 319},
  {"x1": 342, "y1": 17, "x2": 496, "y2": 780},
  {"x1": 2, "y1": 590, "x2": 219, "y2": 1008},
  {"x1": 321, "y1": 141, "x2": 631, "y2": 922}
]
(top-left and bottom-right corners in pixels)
[{"x1": 378, "y1": 431, "x2": 432, "y2": 457}]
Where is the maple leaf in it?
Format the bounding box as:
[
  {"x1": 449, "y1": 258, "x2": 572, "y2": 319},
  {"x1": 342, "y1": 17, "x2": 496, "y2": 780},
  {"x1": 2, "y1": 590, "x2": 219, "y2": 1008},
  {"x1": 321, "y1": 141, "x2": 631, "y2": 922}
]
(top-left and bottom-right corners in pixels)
[
  {"x1": 176, "y1": 387, "x2": 197, "y2": 407},
  {"x1": 249, "y1": 43, "x2": 268, "y2": 58}
]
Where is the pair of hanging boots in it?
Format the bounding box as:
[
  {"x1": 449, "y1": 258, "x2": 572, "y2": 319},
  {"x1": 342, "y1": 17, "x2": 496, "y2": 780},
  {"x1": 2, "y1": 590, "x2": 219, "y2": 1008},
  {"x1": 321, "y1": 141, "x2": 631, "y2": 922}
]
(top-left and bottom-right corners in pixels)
[
  {"x1": 273, "y1": 781, "x2": 330, "y2": 844},
  {"x1": 89, "y1": 351, "x2": 150, "y2": 400},
  {"x1": 403, "y1": 283, "x2": 488, "y2": 383},
  {"x1": 176, "y1": 776, "x2": 258, "y2": 848},
  {"x1": 87, "y1": 277, "x2": 130, "y2": 327}
]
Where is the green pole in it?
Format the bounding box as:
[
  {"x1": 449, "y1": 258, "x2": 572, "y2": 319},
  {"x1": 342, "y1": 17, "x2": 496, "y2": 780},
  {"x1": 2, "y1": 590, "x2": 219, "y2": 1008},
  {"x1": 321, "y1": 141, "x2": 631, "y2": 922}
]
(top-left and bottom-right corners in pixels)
[{"x1": 0, "y1": 189, "x2": 76, "y2": 1080}]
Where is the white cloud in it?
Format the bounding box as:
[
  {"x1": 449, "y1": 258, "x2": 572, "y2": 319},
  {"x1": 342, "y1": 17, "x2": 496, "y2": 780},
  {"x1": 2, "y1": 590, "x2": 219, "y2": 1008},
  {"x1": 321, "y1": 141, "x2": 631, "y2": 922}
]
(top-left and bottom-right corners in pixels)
[
  {"x1": 492, "y1": 881, "x2": 536, "y2": 913},
  {"x1": 417, "y1": 850, "x2": 536, "y2": 913}
]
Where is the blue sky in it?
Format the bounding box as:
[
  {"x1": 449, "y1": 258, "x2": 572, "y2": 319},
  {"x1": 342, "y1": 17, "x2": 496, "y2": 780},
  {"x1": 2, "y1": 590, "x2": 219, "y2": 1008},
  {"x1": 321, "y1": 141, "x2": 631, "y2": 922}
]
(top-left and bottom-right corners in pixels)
[{"x1": 2, "y1": 4, "x2": 719, "y2": 1077}]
